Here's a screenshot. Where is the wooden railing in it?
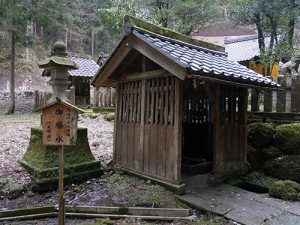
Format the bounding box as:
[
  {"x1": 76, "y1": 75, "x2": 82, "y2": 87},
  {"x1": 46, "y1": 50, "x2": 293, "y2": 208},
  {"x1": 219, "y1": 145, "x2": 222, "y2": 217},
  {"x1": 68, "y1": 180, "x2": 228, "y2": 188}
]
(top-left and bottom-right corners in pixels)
[
  {"x1": 94, "y1": 87, "x2": 116, "y2": 108},
  {"x1": 248, "y1": 76, "x2": 300, "y2": 113},
  {"x1": 34, "y1": 87, "x2": 76, "y2": 110}
]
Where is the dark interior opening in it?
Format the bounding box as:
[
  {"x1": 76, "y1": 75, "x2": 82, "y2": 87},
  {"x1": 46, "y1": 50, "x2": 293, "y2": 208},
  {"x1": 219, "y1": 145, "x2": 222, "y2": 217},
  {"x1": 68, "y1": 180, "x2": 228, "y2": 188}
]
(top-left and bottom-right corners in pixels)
[{"x1": 181, "y1": 80, "x2": 213, "y2": 176}]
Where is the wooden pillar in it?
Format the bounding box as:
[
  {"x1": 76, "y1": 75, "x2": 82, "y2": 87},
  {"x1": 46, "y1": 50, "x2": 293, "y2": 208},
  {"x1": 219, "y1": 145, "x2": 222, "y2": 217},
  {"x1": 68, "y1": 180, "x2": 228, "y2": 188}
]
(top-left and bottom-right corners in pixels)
[
  {"x1": 272, "y1": 91, "x2": 277, "y2": 112},
  {"x1": 250, "y1": 89, "x2": 259, "y2": 111},
  {"x1": 212, "y1": 84, "x2": 222, "y2": 174},
  {"x1": 174, "y1": 78, "x2": 182, "y2": 181},
  {"x1": 264, "y1": 91, "x2": 272, "y2": 112},
  {"x1": 94, "y1": 87, "x2": 99, "y2": 107},
  {"x1": 69, "y1": 86, "x2": 76, "y2": 105},
  {"x1": 113, "y1": 84, "x2": 119, "y2": 163}
]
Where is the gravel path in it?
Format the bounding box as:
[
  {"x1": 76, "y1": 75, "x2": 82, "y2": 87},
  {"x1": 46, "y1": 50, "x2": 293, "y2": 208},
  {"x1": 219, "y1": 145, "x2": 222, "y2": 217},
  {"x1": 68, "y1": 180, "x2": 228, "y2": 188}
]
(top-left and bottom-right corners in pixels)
[{"x1": 0, "y1": 113, "x2": 114, "y2": 188}]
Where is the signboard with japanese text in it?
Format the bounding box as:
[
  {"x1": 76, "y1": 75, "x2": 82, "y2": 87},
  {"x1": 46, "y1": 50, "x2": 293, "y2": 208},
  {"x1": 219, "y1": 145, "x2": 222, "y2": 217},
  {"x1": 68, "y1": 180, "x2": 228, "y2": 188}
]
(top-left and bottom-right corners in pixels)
[{"x1": 41, "y1": 102, "x2": 78, "y2": 145}]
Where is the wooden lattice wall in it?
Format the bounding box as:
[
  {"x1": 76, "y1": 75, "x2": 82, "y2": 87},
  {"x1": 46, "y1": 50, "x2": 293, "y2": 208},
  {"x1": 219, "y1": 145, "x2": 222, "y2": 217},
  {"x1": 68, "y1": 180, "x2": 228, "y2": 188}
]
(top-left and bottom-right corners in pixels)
[
  {"x1": 213, "y1": 84, "x2": 247, "y2": 174},
  {"x1": 114, "y1": 76, "x2": 182, "y2": 183}
]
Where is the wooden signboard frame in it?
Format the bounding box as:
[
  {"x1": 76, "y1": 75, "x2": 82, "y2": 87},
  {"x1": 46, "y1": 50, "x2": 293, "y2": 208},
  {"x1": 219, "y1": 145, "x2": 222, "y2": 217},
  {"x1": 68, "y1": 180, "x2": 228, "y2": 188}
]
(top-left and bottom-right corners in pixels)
[
  {"x1": 41, "y1": 102, "x2": 78, "y2": 146},
  {"x1": 38, "y1": 100, "x2": 82, "y2": 225}
]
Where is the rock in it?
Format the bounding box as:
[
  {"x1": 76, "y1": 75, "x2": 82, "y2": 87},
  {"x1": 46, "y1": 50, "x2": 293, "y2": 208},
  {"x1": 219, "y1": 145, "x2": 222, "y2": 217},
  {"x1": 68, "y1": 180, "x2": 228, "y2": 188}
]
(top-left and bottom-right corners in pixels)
[
  {"x1": 269, "y1": 180, "x2": 300, "y2": 201},
  {"x1": 273, "y1": 123, "x2": 300, "y2": 155},
  {"x1": 248, "y1": 123, "x2": 274, "y2": 148},
  {"x1": 247, "y1": 145, "x2": 264, "y2": 169},
  {"x1": 0, "y1": 178, "x2": 7, "y2": 189},
  {"x1": 262, "y1": 146, "x2": 282, "y2": 160},
  {"x1": 86, "y1": 180, "x2": 91, "y2": 184},
  {"x1": 104, "y1": 113, "x2": 115, "y2": 121},
  {"x1": 263, "y1": 155, "x2": 300, "y2": 182},
  {"x1": 91, "y1": 140, "x2": 100, "y2": 147}
]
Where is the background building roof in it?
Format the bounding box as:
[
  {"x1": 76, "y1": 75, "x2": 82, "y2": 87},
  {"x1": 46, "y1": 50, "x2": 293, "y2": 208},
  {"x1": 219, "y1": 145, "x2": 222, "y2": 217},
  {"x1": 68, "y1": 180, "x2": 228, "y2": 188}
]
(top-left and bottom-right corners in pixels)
[
  {"x1": 68, "y1": 53, "x2": 99, "y2": 78},
  {"x1": 190, "y1": 23, "x2": 256, "y2": 37},
  {"x1": 225, "y1": 34, "x2": 271, "y2": 62}
]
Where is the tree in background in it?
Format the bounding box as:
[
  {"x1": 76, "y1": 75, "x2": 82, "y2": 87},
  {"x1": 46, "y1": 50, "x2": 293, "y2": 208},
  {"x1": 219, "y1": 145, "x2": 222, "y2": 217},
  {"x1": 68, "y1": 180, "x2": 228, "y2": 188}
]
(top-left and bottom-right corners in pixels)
[
  {"x1": 228, "y1": 0, "x2": 300, "y2": 74},
  {"x1": 0, "y1": 0, "x2": 32, "y2": 114}
]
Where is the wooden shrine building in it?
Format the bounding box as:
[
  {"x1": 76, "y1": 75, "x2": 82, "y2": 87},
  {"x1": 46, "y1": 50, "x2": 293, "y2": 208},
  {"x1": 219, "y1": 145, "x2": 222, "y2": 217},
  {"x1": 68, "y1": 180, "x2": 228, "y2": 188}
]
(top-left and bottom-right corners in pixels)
[
  {"x1": 68, "y1": 53, "x2": 99, "y2": 106},
  {"x1": 92, "y1": 16, "x2": 280, "y2": 191}
]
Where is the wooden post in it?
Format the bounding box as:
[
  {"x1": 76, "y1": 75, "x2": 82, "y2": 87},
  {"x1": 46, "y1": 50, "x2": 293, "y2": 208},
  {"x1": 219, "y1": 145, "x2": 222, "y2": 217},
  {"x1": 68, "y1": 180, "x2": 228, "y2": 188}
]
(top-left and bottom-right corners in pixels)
[
  {"x1": 174, "y1": 78, "x2": 182, "y2": 181},
  {"x1": 212, "y1": 84, "x2": 222, "y2": 174},
  {"x1": 34, "y1": 90, "x2": 38, "y2": 109},
  {"x1": 250, "y1": 89, "x2": 259, "y2": 111},
  {"x1": 94, "y1": 87, "x2": 99, "y2": 107},
  {"x1": 58, "y1": 145, "x2": 65, "y2": 225},
  {"x1": 70, "y1": 86, "x2": 76, "y2": 105},
  {"x1": 272, "y1": 91, "x2": 277, "y2": 112}
]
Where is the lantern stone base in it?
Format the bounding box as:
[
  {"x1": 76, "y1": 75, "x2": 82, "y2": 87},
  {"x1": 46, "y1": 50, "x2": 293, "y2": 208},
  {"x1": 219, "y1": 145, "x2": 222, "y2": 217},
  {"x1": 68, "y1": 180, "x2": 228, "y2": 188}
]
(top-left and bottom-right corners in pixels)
[{"x1": 20, "y1": 127, "x2": 103, "y2": 192}]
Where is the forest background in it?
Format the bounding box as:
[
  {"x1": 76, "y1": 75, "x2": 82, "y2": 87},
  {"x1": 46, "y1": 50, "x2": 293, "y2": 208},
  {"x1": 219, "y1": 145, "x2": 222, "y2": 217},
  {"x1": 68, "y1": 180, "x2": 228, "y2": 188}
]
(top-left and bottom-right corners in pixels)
[{"x1": 0, "y1": 0, "x2": 299, "y2": 113}]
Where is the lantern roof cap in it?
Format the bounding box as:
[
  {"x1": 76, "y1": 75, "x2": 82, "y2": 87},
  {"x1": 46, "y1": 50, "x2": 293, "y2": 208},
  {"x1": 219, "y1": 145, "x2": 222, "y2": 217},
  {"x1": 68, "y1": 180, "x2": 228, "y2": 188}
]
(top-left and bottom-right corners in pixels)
[{"x1": 37, "y1": 41, "x2": 79, "y2": 74}]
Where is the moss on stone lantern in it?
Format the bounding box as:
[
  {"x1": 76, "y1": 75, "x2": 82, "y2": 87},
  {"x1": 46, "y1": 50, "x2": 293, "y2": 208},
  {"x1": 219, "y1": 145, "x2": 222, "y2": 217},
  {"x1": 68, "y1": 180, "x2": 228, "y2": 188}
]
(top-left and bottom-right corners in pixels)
[{"x1": 37, "y1": 41, "x2": 79, "y2": 103}]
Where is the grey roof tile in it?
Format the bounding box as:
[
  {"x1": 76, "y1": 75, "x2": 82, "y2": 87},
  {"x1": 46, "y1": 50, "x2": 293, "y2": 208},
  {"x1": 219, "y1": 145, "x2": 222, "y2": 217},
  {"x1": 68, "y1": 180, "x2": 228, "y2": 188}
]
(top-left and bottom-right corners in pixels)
[
  {"x1": 133, "y1": 29, "x2": 279, "y2": 88},
  {"x1": 68, "y1": 53, "x2": 99, "y2": 78},
  {"x1": 224, "y1": 34, "x2": 271, "y2": 62}
]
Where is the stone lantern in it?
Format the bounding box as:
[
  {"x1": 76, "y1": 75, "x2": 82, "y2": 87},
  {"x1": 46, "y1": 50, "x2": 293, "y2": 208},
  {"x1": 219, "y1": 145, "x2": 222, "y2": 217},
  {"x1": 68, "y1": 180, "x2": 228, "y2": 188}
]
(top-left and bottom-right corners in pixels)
[
  {"x1": 37, "y1": 41, "x2": 79, "y2": 103},
  {"x1": 20, "y1": 41, "x2": 102, "y2": 192}
]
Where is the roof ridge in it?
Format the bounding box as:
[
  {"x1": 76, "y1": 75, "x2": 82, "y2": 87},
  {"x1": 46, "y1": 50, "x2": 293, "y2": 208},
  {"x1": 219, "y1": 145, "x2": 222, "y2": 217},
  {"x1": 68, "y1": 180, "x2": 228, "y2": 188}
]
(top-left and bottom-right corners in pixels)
[
  {"x1": 68, "y1": 52, "x2": 92, "y2": 59},
  {"x1": 124, "y1": 15, "x2": 225, "y2": 53},
  {"x1": 133, "y1": 28, "x2": 227, "y2": 57},
  {"x1": 225, "y1": 33, "x2": 271, "y2": 44}
]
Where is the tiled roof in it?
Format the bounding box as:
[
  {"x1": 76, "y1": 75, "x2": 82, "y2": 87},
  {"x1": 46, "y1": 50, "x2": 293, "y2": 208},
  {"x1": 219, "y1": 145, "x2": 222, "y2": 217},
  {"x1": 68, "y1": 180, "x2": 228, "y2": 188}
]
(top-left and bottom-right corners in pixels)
[
  {"x1": 133, "y1": 28, "x2": 279, "y2": 88},
  {"x1": 190, "y1": 23, "x2": 256, "y2": 37},
  {"x1": 224, "y1": 34, "x2": 271, "y2": 62},
  {"x1": 68, "y1": 53, "x2": 99, "y2": 78}
]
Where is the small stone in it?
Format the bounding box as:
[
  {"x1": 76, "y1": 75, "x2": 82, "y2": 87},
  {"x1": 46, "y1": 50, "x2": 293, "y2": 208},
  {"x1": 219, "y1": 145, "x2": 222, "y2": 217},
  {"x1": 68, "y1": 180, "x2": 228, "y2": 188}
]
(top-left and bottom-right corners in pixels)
[
  {"x1": 0, "y1": 196, "x2": 4, "y2": 199},
  {"x1": 91, "y1": 140, "x2": 100, "y2": 147},
  {"x1": 86, "y1": 180, "x2": 91, "y2": 184}
]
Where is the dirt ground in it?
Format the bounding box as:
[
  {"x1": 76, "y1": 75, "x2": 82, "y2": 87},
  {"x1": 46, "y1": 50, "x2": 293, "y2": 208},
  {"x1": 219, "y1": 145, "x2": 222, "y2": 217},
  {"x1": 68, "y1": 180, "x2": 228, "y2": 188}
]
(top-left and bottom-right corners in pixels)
[{"x1": 0, "y1": 113, "x2": 237, "y2": 225}]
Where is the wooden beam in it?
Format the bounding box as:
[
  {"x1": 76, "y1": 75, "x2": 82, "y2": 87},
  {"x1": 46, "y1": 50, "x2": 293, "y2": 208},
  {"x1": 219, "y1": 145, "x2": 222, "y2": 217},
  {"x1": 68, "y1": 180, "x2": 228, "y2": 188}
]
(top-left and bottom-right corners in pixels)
[
  {"x1": 187, "y1": 74, "x2": 282, "y2": 91},
  {"x1": 120, "y1": 69, "x2": 171, "y2": 82},
  {"x1": 111, "y1": 50, "x2": 140, "y2": 80},
  {"x1": 65, "y1": 206, "x2": 190, "y2": 217},
  {"x1": 93, "y1": 36, "x2": 134, "y2": 89},
  {"x1": 131, "y1": 36, "x2": 187, "y2": 80}
]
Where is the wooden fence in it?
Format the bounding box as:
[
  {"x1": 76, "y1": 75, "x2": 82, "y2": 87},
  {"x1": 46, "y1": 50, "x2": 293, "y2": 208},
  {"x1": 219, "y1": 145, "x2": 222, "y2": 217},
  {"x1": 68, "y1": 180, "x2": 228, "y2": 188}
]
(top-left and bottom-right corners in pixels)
[
  {"x1": 34, "y1": 87, "x2": 75, "y2": 109},
  {"x1": 248, "y1": 76, "x2": 300, "y2": 113},
  {"x1": 35, "y1": 77, "x2": 299, "y2": 113},
  {"x1": 94, "y1": 87, "x2": 116, "y2": 108}
]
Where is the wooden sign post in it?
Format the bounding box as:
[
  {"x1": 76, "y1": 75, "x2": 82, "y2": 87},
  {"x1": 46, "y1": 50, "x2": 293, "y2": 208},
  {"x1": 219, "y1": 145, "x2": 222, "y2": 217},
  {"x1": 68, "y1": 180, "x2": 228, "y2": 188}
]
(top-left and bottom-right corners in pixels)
[{"x1": 40, "y1": 100, "x2": 81, "y2": 225}]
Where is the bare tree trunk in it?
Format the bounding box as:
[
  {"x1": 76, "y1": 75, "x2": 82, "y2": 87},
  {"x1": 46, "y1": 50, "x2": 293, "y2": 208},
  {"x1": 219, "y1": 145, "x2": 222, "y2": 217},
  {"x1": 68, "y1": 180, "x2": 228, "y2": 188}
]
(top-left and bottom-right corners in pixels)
[
  {"x1": 7, "y1": 30, "x2": 16, "y2": 114},
  {"x1": 91, "y1": 31, "x2": 94, "y2": 58},
  {"x1": 65, "y1": 28, "x2": 68, "y2": 47},
  {"x1": 254, "y1": 13, "x2": 265, "y2": 52}
]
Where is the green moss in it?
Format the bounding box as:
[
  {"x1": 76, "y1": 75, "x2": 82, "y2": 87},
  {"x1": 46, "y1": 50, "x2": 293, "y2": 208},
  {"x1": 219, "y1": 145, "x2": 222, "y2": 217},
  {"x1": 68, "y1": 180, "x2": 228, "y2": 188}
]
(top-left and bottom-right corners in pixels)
[
  {"x1": 248, "y1": 123, "x2": 275, "y2": 148},
  {"x1": 227, "y1": 172, "x2": 277, "y2": 193},
  {"x1": 124, "y1": 15, "x2": 225, "y2": 52},
  {"x1": 21, "y1": 127, "x2": 103, "y2": 191},
  {"x1": 269, "y1": 180, "x2": 300, "y2": 201},
  {"x1": 263, "y1": 155, "x2": 300, "y2": 182},
  {"x1": 273, "y1": 123, "x2": 300, "y2": 155},
  {"x1": 242, "y1": 172, "x2": 277, "y2": 193},
  {"x1": 105, "y1": 174, "x2": 184, "y2": 208},
  {"x1": 23, "y1": 127, "x2": 95, "y2": 169},
  {"x1": 104, "y1": 113, "x2": 115, "y2": 121},
  {"x1": 262, "y1": 146, "x2": 282, "y2": 160}
]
